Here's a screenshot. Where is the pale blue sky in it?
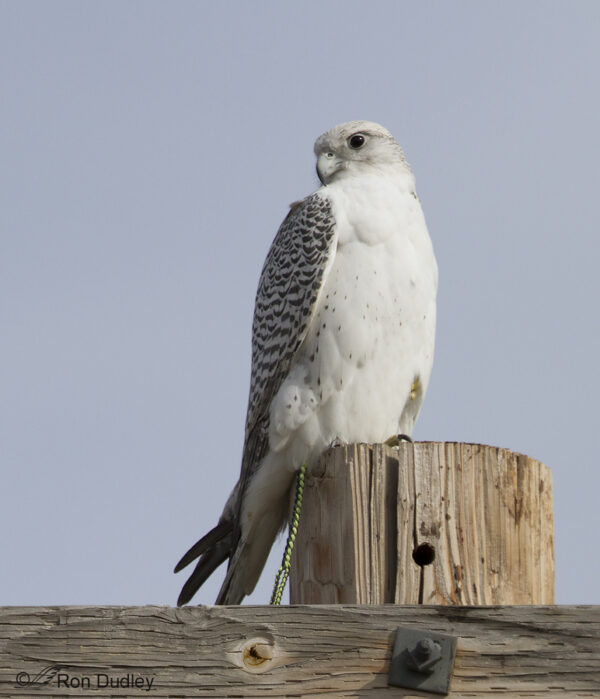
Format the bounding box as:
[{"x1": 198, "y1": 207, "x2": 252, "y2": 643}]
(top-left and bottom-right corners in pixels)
[{"x1": 2, "y1": 1, "x2": 599, "y2": 606}]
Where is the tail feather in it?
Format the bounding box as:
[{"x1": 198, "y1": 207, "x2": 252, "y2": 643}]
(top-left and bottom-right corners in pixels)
[
  {"x1": 214, "y1": 543, "x2": 246, "y2": 605},
  {"x1": 175, "y1": 520, "x2": 235, "y2": 606},
  {"x1": 174, "y1": 520, "x2": 234, "y2": 573},
  {"x1": 174, "y1": 453, "x2": 293, "y2": 605},
  {"x1": 215, "y1": 566, "x2": 245, "y2": 606},
  {"x1": 176, "y1": 545, "x2": 230, "y2": 606},
  {"x1": 214, "y1": 502, "x2": 288, "y2": 605}
]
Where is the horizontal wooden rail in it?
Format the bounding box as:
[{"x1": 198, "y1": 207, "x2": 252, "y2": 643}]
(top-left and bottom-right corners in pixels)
[{"x1": 1, "y1": 605, "x2": 599, "y2": 697}]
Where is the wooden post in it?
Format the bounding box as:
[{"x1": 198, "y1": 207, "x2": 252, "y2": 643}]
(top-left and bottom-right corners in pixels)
[{"x1": 289, "y1": 442, "x2": 554, "y2": 605}]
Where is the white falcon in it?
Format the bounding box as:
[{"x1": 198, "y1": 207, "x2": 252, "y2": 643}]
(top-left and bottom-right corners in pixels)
[{"x1": 175, "y1": 121, "x2": 438, "y2": 605}]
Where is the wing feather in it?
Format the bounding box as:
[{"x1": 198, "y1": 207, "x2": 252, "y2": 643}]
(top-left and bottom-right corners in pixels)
[
  {"x1": 174, "y1": 192, "x2": 337, "y2": 604},
  {"x1": 236, "y1": 192, "x2": 336, "y2": 514}
]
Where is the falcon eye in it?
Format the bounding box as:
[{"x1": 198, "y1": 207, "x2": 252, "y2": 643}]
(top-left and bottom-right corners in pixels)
[{"x1": 348, "y1": 133, "x2": 366, "y2": 149}]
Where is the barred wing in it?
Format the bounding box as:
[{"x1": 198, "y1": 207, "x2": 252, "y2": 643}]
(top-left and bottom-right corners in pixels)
[{"x1": 239, "y1": 193, "x2": 336, "y2": 493}]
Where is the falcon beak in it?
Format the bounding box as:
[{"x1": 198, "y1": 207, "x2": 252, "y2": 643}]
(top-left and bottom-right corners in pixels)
[{"x1": 317, "y1": 152, "x2": 342, "y2": 185}]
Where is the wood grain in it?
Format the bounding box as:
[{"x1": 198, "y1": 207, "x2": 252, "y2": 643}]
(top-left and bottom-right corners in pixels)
[
  {"x1": 1, "y1": 605, "x2": 597, "y2": 697},
  {"x1": 290, "y1": 442, "x2": 554, "y2": 605}
]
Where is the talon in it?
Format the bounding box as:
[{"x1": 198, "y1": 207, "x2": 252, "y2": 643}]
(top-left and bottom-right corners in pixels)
[
  {"x1": 385, "y1": 433, "x2": 413, "y2": 447},
  {"x1": 329, "y1": 436, "x2": 346, "y2": 449}
]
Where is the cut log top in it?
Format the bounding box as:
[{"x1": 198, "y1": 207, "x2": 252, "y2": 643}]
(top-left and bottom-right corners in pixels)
[{"x1": 290, "y1": 442, "x2": 554, "y2": 605}]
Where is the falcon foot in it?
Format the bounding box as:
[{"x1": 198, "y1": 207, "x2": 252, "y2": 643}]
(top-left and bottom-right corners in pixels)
[
  {"x1": 329, "y1": 436, "x2": 347, "y2": 449},
  {"x1": 385, "y1": 434, "x2": 413, "y2": 447}
]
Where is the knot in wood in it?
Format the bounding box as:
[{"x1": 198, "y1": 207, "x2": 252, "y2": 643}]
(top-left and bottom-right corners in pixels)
[{"x1": 242, "y1": 640, "x2": 274, "y2": 671}]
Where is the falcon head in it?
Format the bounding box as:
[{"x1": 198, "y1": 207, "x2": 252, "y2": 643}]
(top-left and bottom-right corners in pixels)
[{"x1": 314, "y1": 120, "x2": 409, "y2": 185}]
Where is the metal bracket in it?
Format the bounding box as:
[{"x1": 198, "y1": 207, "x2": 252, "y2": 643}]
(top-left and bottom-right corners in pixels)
[{"x1": 388, "y1": 626, "x2": 457, "y2": 695}]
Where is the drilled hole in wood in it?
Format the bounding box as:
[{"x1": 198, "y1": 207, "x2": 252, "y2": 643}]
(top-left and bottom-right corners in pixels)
[{"x1": 412, "y1": 543, "x2": 435, "y2": 566}]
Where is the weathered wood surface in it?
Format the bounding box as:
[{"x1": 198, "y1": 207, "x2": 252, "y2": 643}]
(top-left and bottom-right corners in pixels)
[
  {"x1": 290, "y1": 442, "x2": 554, "y2": 605},
  {"x1": 1, "y1": 605, "x2": 598, "y2": 697}
]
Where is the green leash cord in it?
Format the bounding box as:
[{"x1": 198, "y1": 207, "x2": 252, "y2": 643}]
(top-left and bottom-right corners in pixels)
[{"x1": 270, "y1": 463, "x2": 307, "y2": 605}]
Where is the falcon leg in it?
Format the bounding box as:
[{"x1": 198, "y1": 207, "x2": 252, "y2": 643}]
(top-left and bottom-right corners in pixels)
[{"x1": 386, "y1": 377, "x2": 422, "y2": 446}]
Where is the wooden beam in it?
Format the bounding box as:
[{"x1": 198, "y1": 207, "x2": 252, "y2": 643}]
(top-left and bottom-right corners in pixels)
[
  {"x1": 1, "y1": 605, "x2": 598, "y2": 697},
  {"x1": 290, "y1": 443, "x2": 554, "y2": 605}
]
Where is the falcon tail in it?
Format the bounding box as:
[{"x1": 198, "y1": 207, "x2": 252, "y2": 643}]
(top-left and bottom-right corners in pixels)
[{"x1": 174, "y1": 520, "x2": 234, "y2": 606}]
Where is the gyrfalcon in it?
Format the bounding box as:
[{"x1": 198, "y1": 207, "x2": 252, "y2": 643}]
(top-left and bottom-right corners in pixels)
[{"x1": 175, "y1": 121, "x2": 438, "y2": 605}]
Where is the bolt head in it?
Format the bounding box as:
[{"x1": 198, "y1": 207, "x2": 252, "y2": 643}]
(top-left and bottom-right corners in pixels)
[
  {"x1": 417, "y1": 638, "x2": 435, "y2": 657},
  {"x1": 407, "y1": 638, "x2": 443, "y2": 673}
]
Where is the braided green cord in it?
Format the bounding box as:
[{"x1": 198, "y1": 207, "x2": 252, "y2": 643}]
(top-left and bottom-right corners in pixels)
[{"x1": 270, "y1": 463, "x2": 307, "y2": 605}]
